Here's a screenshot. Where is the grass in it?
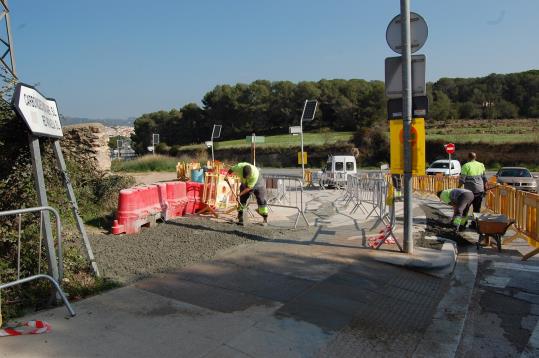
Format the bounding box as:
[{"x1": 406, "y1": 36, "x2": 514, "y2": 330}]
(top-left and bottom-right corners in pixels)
[
  {"x1": 179, "y1": 131, "x2": 355, "y2": 150},
  {"x1": 111, "y1": 154, "x2": 179, "y2": 172}
]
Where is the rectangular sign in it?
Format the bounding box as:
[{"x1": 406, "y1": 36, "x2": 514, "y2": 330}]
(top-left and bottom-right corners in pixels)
[
  {"x1": 245, "y1": 136, "x2": 265, "y2": 144},
  {"x1": 385, "y1": 54, "x2": 426, "y2": 98},
  {"x1": 289, "y1": 126, "x2": 302, "y2": 134},
  {"x1": 298, "y1": 152, "x2": 307, "y2": 165},
  {"x1": 12, "y1": 83, "x2": 63, "y2": 138},
  {"x1": 389, "y1": 117, "x2": 426, "y2": 176},
  {"x1": 387, "y1": 96, "x2": 429, "y2": 120}
]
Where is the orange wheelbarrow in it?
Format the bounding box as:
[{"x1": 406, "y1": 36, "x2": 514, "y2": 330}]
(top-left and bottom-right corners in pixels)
[{"x1": 476, "y1": 214, "x2": 515, "y2": 252}]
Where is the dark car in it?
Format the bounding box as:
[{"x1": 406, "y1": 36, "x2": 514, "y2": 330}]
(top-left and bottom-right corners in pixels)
[{"x1": 495, "y1": 167, "x2": 538, "y2": 193}]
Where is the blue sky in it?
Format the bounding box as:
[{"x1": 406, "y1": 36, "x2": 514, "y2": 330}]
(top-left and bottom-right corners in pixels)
[{"x1": 9, "y1": 0, "x2": 539, "y2": 119}]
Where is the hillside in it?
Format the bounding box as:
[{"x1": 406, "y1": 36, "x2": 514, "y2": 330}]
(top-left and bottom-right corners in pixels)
[{"x1": 61, "y1": 116, "x2": 135, "y2": 127}]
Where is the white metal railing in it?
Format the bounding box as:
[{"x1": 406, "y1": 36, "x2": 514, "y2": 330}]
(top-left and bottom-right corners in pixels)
[{"x1": 0, "y1": 206, "x2": 75, "y2": 318}]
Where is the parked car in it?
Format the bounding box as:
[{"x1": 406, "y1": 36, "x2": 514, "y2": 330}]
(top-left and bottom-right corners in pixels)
[
  {"x1": 426, "y1": 159, "x2": 461, "y2": 176},
  {"x1": 495, "y1": 167, "x2": 538, "y2": 193}
]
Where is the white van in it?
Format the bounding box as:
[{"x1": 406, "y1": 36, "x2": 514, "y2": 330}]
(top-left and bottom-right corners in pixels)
[
  {"x1": 426, "y1": 159, "x2": 461, "y2": 176},
  {"x1": 320, "y1": 155, "x2": 357, "y2": 187}
]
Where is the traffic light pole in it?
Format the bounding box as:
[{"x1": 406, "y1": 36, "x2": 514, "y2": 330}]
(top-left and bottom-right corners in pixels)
[{"x1": 401, "y1": 0, "x2": 414, "y2": 254}]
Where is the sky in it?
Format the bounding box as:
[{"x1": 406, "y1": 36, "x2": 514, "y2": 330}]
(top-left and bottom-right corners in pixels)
[{"x1": 7, "y1": 0, "x2": 539, "y2": 120}]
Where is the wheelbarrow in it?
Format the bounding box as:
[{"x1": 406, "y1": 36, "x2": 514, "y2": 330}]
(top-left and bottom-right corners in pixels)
[{"x1": 475, "y1": 214, "x2": 515, "y2": 252}]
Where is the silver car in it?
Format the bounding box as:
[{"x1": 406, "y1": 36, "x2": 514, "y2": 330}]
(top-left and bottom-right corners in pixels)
[{"x1": 495, "y1": 167, "x2": 538, "y2": 193}]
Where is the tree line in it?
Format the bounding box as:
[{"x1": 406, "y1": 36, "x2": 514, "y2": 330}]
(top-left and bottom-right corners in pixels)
[{"x1": 131, "y1": 70, "x2": 539, "y2": 154}]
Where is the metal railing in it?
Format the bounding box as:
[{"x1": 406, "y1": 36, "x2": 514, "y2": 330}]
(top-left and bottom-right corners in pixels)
[
  {"x1": 343, "y1": 174, "x2": 402, "y2": 251},
  {"x1": 264, "y1": 175, "x2": 309, "y2": 228},
  {"x1": 0, "y1": 206, "x2": 75, "y2": 318}
]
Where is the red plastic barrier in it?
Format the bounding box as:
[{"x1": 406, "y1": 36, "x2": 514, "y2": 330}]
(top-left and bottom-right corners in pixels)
[
  {"x1": 165, "y1": 181, "x2": 188, "y2": 219},
  {"x1": 111, "y1": 185, "x2": 163, "y2": 235},
  {"x1": 186, "y1": 182, "x2": 204, "y2": 214}
]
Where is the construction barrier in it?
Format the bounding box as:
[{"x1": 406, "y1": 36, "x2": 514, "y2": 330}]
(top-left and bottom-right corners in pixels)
[
  {"x1": 485, "y1": 185, "x2": 539, "y2": 260},
  {"x1": 176, "y1": 162, "x2": 201, "y2": 181},
  {"x1": 411, "y1": 175, "x2": 460, "y2": 195},
  {"x1": 198, "y1": 173, "x2": 240, "y2": 217},
  {"x1": 186, "y1": 182, "x2": 205, "y2": 214},
  {"x1": 343, "y1": 174, "x2": 401, "y2": 251},
  {"x1": 111, "y1": 185, "x2": 165, "y2": 235},
  {"x1": 164, "y1": 181, "x2": 188, "y2": 219},
  {"x1": 263, "y1": 175, "x2": 309, "y2": 229}
]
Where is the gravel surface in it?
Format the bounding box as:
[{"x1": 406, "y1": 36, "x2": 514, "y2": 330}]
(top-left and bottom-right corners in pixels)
[{"x1": 89, "y1": 216, "x2": 290, "y2": 284}]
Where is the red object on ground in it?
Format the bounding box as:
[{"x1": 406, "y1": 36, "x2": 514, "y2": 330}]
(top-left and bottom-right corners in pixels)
[
  {"x1": 0, "y1": 320, "x2": 51, "y2": 337},
  {"x1": 186, "y1": 182, "x2": 204, "y2": 214},
  {"x1": 444, "y1": 143, "x2": 456, "y2": 154},
  {"x1": 111, "y1": 185, "x2": 163, "y2": 235},
  {"x1": 165, "y1": 181, "x2": 188, "y2": 219}
]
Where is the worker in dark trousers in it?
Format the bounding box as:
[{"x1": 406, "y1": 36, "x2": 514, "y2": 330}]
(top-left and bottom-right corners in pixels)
[
  {"x1": 225, "y1": 162, "x2": 268, "y2": 226},
  {"x1": 437, "y1": 188, "x2": 475, "y2": 232},
  {"x1": 460, "y1": 152, "x2": 488, "y2": 228}
]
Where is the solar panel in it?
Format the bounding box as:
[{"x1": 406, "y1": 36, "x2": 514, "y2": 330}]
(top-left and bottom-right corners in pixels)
[
  {"x1": 212, "y1": 124, "x2": 222, "y2": 139},
  {"x1": 301, "y1": 100, "x2": 318, "y2": 121}
]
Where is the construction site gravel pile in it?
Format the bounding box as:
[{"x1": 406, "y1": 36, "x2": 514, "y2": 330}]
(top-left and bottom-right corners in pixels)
[{"x1": 89, "y1": 217, "x2": 291, "y2": 284}]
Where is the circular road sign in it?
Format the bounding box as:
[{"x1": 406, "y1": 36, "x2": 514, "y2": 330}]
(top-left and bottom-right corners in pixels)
[
  {"x1": 386, "y1": 12, "x2": 428, "y2": 54},
  {"x1": 444, "y1": 143, "x2": 456, "y2": 154}
]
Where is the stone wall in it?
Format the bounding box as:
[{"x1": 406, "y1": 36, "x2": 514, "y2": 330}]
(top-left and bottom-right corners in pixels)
[{"x1": 61, "y1": 123, "x2": 111, "y2": 171}]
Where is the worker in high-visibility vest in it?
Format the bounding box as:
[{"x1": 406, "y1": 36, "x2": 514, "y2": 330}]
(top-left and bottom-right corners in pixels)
[
  {"x1": 460, "y1": 152, "x2": 488, "y2": 223},
  {"x1": 437, "y1": 188, "x2": 475, "y2": 232},
  {"x1": 225, "y1": 162, "x2": 268, "y2": 226}
]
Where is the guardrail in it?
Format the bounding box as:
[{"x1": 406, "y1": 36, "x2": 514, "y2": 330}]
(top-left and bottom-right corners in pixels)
[
  {"x1": 264, "y1": 175, "x2": 309, "y2": 229},
  {"x1": 0, "y1": 206, "x2": 76, "y2": 321}
]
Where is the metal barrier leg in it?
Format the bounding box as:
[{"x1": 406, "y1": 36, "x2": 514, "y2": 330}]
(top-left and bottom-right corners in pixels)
[{"x1": 1, "y1": 274, "x2": 76, "y2": 317}]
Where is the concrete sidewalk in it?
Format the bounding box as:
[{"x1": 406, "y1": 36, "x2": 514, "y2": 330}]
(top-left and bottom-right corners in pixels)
[{"x1": 0, "y1": 190, "x2": 467, "y2": 358}]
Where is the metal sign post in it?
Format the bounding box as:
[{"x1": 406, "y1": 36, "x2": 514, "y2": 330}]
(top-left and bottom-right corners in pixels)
[
  {"x1": 28, "y1": 135, "x2": 59, "y2": 282},
  {"x1": 401, "y1": 0, "x2": 414, "y2": 254},
  {"x1": 299, "y1": 100, "x2": 318, "y2": 184},
  {"x1": 12, "y1": 83, "x2": 100, "y2": 276},
  {"x1": 385, "y1": 3, "x2": 428, "y2": 255}
]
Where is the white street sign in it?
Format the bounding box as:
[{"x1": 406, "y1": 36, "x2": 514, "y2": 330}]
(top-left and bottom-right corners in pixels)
[
  {"x1": 289, "y1": 126, "x2": 302, "y2": 134},
  {"x1": 205, "y1": 141, "x2": 213, "y2": 147},
  {"x1": 12, "y1": 83, "x2": 63, "y2": 138},
  {"x1": 386, "y1": 12, "x2": 428, "y2": 54}
]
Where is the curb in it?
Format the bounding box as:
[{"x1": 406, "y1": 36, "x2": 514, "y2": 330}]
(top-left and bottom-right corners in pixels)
[{"x1": 412, "y1": 246, "x2": 479, "y2": 357}]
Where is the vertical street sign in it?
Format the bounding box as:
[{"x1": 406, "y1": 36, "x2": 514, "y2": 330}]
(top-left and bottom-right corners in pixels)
[{"x1": 385, "y1": 3, "x2": 428, "y2": 255}]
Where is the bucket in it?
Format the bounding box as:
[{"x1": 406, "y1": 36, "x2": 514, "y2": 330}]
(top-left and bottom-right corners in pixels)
[{"x1": 191, "y1": 168, "x2": 204, "y2": 183}]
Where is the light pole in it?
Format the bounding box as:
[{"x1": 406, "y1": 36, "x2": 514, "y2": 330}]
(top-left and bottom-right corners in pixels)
[
  {"x1": 152, "y1": 133, "x2": 159, "y2": 155},
  {"x1": 209, "y1": 124, "x2": 222, "y2": 164},
  {"x1": 299, "y1": 100, "x2": 318, "y2": 183}
]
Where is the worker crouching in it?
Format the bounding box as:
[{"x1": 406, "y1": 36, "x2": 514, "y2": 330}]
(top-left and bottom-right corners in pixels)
[
  {"x1": 226, "y1": 162, "x2": 268, "y2": 226},
  {"x1": 437, "y1": 188, "x2": 474, "y2": 233}
]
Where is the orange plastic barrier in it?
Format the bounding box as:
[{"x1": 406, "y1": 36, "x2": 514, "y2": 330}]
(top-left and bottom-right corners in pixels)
[
  {"x1": 164, "y1": 181, "x2": 188, "y2": 219},
  {"x1": 485, "y1": 184, "x2": 539, "y2": 260},
  {"x1": 412, "y1": 175, "x2": 460, "y2": 195},
  {"x1": 186, "y1": 182, "x2": 204, "y2": 214},
  {"x1": 198, "y1": 173, "x2": 239, "y2": 217},
  {"x1": 112, "y1": 185, "x2": 164, "y2": 235}
]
